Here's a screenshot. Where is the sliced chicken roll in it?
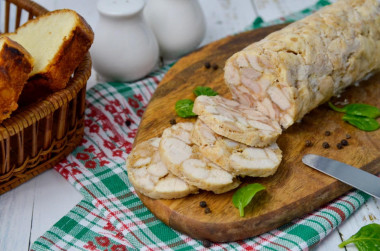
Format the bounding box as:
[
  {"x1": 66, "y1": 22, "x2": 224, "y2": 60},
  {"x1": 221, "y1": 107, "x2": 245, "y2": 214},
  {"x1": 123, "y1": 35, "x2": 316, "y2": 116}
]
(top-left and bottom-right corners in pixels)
[
  {"x1": 224, "y1": 0, "x2": 380, "y2": 129},
  {"x1": 159, "y1": 122, "x2": 241, "y2": 194},
  {"x1": 191, "y1": 120, "x2": 282, "y2": 177},
  {"x1": 193, "y1": 95, "x2": 282, "y2": 147},
  {"x1": 126, "y1": 137, "x2": 198, "y2": 199}
]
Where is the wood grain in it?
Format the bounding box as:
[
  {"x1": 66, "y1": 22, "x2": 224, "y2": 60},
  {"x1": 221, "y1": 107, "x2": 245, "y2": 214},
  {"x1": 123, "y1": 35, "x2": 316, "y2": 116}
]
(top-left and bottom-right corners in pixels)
[
  {"x1": 0, "y1": 174, "x2": 34, "y2": 251},
  {"x1": 134, "y1": 24, "x2": 380, "y2": 242},
  {"x1": 30, "y1": 170, "x2": 82, "y2": 244}
]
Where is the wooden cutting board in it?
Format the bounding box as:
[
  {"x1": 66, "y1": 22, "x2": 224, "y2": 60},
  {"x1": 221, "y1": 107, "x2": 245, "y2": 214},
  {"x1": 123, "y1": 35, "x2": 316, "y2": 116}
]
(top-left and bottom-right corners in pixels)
[{"x1": 133, "y1": 24, "x2": 380, "y2": 242}]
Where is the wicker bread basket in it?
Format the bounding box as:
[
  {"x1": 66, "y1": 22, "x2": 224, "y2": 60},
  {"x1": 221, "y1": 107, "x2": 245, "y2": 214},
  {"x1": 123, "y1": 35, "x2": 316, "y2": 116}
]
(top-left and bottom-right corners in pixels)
[{"x1": 0, "y1": 0, "x2": 91, "y2": 194}]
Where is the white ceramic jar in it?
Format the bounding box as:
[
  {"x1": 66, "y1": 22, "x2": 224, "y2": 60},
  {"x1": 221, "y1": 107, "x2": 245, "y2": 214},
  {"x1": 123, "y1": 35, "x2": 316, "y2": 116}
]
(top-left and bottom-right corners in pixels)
[
  {"x1": 144, "y1": 0, "x2": 206, "y2": 60},
  {"x1": 91, "y1": 0, "x2": 159, "y2": 82}
]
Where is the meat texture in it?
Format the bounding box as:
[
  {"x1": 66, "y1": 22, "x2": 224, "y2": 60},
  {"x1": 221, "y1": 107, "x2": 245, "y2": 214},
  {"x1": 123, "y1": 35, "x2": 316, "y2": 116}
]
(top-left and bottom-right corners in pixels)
[
  {"x1": 224, "y1": 0, "x2": 380, "y2": 128},
  {"x1": 193, "y1": 95, "x2": 282, "y2": 147},
  {"x1": 159, "y1": 122, "x2": 241, "y2": 194},
  {"x1": 191, "y1": 119, "x2": 282, "y2": 177},
  {"x1": 126, "y1": 137, "x2": 198, "y2": 199}
]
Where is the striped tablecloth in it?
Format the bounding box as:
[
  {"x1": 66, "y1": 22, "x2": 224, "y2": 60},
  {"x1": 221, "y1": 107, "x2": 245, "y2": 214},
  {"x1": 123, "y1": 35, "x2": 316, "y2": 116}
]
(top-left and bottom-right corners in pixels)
[{"x1": 31, "y1": 1, "x2": 371, "y2": 250}]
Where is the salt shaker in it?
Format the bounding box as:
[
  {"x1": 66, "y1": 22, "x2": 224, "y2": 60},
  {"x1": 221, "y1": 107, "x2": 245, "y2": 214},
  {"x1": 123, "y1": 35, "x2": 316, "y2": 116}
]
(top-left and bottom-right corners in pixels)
[
  {"x1": 91, "y1": 0, "x2": 159, "y2": 82},
  {"x1": 143, "y1": 0, "x2": 206, "y2": 60}
]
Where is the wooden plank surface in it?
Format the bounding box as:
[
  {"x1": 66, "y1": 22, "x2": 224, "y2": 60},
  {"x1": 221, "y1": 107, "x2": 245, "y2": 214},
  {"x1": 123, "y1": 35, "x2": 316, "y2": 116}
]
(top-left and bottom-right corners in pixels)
[
  {"x1": 0, "y1": 177, "x2": 35, "y2": 251},
  {"x1": 198, "y1": 0, "x2": 256, "y2": 46},
  {"x1": 29, "y1": 170, "x2": 83, "y2": 244},
  {"x1": 134, "y1": 25, "x2": 380, "y2": 242},
  {"x1": 0, "y1": 1, "x2": 378, "y2": 250}
]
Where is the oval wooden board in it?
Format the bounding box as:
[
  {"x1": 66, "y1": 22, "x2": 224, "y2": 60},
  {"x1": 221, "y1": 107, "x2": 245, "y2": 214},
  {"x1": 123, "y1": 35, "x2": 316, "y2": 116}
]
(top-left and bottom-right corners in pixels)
[{"x1": 134, "y1": 24, "x2": 380, "y2": 242}]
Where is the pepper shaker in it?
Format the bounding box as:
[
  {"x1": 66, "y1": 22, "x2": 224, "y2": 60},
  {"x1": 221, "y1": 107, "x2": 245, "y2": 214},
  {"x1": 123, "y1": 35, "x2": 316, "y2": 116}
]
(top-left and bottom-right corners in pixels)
[
  {"x1": 91, "y1": 0, "x2": 159, "y2": 82},
  {"x1": 143, "y1": 0, "x2": 206, "y2": 60}
]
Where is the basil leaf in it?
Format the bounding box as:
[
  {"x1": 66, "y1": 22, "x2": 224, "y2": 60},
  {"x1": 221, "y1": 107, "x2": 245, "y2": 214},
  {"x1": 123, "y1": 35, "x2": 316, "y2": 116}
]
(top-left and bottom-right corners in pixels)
[
  {"x1": 193, "y1": 86, "x2": 218, "y2": 97},
  {"x1": 342, "y1": 114, "x2": 380, "y2": 131},
  {"x1": 232, "y1": 183, "x2": 265, "y2": 217},
  {"x1": 338, "y1": 223, "x2": 380, "y2": 250},
  {"x1": 329, "y1": 102, "x2": 380, "y2": 118},
  {"x1": 175, "y1": 99, "x2": 197, "y2": 118}
]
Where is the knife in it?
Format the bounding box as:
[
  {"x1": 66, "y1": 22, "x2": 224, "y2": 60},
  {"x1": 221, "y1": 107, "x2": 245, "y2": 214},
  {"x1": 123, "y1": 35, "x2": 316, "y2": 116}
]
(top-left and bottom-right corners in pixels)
[{"x1": 302, "y1": 154, "x2": 380, "y2": 199}]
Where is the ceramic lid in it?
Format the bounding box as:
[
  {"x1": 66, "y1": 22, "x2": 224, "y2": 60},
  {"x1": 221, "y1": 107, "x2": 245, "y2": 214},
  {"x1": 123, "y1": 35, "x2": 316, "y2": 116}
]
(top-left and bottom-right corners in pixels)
[{"x1": 97, "y1": 0, "x2": 145, "y2": 17}]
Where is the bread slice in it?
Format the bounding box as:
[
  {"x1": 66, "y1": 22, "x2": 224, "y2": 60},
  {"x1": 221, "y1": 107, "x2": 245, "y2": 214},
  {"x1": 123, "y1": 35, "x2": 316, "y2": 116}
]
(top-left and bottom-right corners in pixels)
[
  {"x1": 0, "y1": 37, "x2": 33, "y2": 122},
  {"x1": 6, "y1": 9, "x2": 94, "y2": 91}
]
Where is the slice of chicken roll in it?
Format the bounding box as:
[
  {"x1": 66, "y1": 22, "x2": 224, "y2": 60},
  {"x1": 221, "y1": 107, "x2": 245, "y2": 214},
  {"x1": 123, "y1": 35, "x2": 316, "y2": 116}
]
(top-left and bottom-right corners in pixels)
[
  {"x1": 159, "y1": 122, "x2": 241, "y2": 194},
  {"x1": 191, "y1": 119, "x2": 282, "y2": 177},
  {"x1": 193, "y1": 95, "x2": 282, "y2": 147},
  {"x1": 126, "y1": 137, "x2": 198, "y2": 199}
]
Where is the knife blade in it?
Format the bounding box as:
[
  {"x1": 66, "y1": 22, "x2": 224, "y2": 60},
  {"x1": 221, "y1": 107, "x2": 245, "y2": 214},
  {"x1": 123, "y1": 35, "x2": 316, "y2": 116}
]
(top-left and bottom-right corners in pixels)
[{"x1": 302, "y1": 154, "x2": 380, "y2": 199}]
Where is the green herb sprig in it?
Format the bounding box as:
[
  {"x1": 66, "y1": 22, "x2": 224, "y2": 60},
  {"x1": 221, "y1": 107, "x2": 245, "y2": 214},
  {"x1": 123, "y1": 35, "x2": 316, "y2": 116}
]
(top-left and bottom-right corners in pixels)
[
  {"x1": 175, "y1": 86, "x2": 218, "y2": 118},
  {"x1": 329, "y1": 102, "x2": 380, "y2": 118},
  {"x1": 175, "y1": 99, "x2": 197, "y2": 118},
  {"x1": 342, "y1": 114, "x2": 380, "y2": 131},
  {"x1": 193, "y1": 86, "x2": 218, "y2": 97},
  {"x1": 338, "y1": 223, "x2": 380, "y2": 250},
  {"x1": 328, "y1": 102, "x2": 380, "y2": 131},
  {"x1": 232, "y1": 183, "x2": 265, "y2": 217}
]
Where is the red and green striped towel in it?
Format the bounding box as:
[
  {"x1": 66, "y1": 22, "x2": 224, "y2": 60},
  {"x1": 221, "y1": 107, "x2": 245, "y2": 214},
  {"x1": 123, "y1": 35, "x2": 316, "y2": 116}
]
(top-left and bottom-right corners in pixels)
[{"x1": 32, "y1": 1, "x2": 372, "y2": 250}]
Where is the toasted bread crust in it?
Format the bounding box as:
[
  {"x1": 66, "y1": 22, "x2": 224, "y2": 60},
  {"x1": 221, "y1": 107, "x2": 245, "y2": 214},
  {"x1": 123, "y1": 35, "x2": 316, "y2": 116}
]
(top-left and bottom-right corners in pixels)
[
  {"x1": 0, "y1": 37, "x2": 33, "y2": 122},
  {"x1": 25, "y1": 9, "x2": 94, "y2": 90}
]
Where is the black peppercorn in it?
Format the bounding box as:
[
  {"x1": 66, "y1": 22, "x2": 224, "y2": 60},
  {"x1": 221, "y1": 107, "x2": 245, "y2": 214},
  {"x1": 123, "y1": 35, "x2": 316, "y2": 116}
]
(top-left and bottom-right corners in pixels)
[
  {"x1": 346, "y1": 134, "x2": 351, "y2": 139},
  {"x1": 169, "y1": 119, "x2": 177, "y2": 125},
  {"x1": 212, "y1": 64, "x2": 219, "y2": 70},
  {"x1": 199, "y1": 201, "x2": 207, "y2": 208},
  {"x1": 305, "y1": 140, "x2": 312, "y2": 147},
  {"x1": 125, "y1": 119, "x2": 132, "y2": 127},
  {"x1": 204, "y1": 207, "x2": 211, "y2": 214},
  {"x1": 341, "y1": 139, "x2": 348, "y2": 146},
  {"x1": 202, "y1": 240, "x2": 212, "y2": 248},
  {"x1": 336, "y1": 143, "x2": 343, "y2": 149},
  {"x1": 322, "y1": 142, "x2": 330, "y2": 149},
  {"x1": 204, "y1": 62, "x2": 211, "y2": 69},
  {"x1": 324, "y1": 131, "x2": 331, "y2": 136}
]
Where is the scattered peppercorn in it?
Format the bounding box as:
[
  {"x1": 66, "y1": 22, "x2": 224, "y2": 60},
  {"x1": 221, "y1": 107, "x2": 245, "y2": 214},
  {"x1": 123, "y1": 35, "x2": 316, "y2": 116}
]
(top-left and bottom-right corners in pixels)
[
  {"x1": 324, "y1": 131, "x2": 331, "y2": 136},
  {"x1": 346, "y1": 134, "x2": 351, "y2": 139},
  {"x1": 212, "y1": 64, "x2": 219, "y2": 70},
  {"x1": 199, "y1": 201, "x2": 207, "y2": 208},
  {"x1": 322, "y1": 142, "x2": 330, "y2": 149},
  {"x1": 125, "y1": 119, "x2": 132, "y2": 127},
  {"x1": 169, "y1": 119, "x2": 177, "y2": 125},
  {"x1": 204, "y1": 207, "x2": 211, "y2": 214},
  {"x1": 336, "y1": 143, "x2": 343, "y2": 149},
  {"x1": 159, "y1": 56, "x2": 164, "y2": 67},
  {"x1": 305, "y1": 140, "x2": 312, "y2": 147},
  {"x1": 204, "y1": 62, "x2": 211, "y2": 69},
  {"x1": 341, "y1": 139, "x2": 348, "y2": 146},
  {"x1": 202, "y1": 240, "x2": 212, "y2": 248}
]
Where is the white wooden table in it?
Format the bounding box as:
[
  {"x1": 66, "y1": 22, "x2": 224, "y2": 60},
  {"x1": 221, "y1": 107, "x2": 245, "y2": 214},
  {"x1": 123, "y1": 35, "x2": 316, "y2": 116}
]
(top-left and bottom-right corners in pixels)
[{"x1": 0, "y1": 0, "x2": 379, "y2": 250}]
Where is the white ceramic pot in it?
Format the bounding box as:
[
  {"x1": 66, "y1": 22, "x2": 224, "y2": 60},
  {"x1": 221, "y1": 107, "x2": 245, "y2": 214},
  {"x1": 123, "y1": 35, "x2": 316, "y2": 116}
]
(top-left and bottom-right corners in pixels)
[
  {"x1": 91, "y1": 0, "x2": 159, "y2": 82},
  {"x1": 144, "y1": 0, "x2": 206, "y2": 60}
]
